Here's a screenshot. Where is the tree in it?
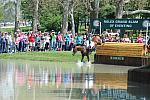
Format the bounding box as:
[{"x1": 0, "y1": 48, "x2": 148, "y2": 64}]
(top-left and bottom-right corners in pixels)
[
  {"x1": 69, "y1": 0, "x2": 75, "y2": 34},
  {"x1": 0, "y1": 3, "x2": 4, "y2": 21},
  {"x1": 21, "y1": 0, "x2": 33, "y2": 21},
  {"x1": 14, "y1": 0, "x2": 21, "y2": 33},
  {"x1": 123, "y1": 0, "x2": 150, "y2": 18},
  {"x1": 115, "y1": 0, "x2": 124, "y2": 18},
  {"x1": 39, "y1": 0, "x2": 62, "y2": 32},
  {"x1": 83, "y1": 0, "x2": 100, "y2": 19},
  {"x1": 20, "y1": 0, "x2": 150, "y2": 34},
  {"x1": 100, "y1": 4, "x2": 116, "y2": 18},
  {"x1": 32, "y1": 0, "x2": 39, "y2": 33},
  {"x1": 61, "y1": 0, "x2": 69, "y2": 34},
  {"x1": 115, "y1": 0, "x2": 150, "y2": 18},
  {"x1": 21, "y1": 0, "x2": 39, "y2": 33},
  {"x1": 73, "y1": 0, "x2": 88, "y2": 33},
  {"x1": 3, "y1": 1, "x2": 15, "y2": 22}
]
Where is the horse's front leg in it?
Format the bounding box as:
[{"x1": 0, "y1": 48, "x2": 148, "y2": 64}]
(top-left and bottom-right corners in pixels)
[
  {"x1": 72, "y1": 52, "x2": 75, "y2": 56},
  {"x1": 81, "y1": 54, "x2": 84, "y2": 62},
  {"x1": 87, "y1": 54, "x2": 89, "y2": 62}
]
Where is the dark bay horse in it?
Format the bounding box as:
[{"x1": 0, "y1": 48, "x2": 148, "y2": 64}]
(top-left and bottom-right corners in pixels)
[
  {"x1": 72, "y1": 35, "x2": 101, "y2": 62},
  {"x1": 72, "y1": 40, "x2": 96, "y2": 62},
  {"x1": 72, "y1": 45, "x2": 91, "y2": 62}
]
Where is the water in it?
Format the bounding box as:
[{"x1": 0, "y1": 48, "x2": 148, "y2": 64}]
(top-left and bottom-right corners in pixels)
[{"x1": 0, "y1": 59, "x2": 149, "y2": 100}]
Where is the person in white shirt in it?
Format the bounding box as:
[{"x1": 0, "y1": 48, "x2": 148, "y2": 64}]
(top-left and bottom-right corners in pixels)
[
  {"x1": 7, "y1": 33, "x2": 13, "y2": 53},
  {"x1": 122, "y1": 34, "x2": 131, "y2": 43},
  {"x1": 44, "y1": 33, "x2": 50, "y2": 51}
]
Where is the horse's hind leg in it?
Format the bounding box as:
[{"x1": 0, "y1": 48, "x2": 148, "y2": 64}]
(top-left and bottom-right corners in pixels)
[{"x1": 72, "y1": 48, "x2": 77, "y2": 56}]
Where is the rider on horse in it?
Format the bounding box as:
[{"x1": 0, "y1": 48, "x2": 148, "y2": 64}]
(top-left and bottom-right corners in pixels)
[{"x1": 72, "y1": 33, "x2": 94, "y2": 62}]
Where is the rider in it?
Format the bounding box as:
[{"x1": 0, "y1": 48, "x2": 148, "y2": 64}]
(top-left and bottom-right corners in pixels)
[{"x1": 75, "y1": 33, "x2": 82, "y2": 46}]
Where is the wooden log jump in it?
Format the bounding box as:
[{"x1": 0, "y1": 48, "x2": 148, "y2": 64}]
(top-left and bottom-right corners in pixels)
[{"x1": 94, "y1": 42, "x2": 150, "y2": 66}]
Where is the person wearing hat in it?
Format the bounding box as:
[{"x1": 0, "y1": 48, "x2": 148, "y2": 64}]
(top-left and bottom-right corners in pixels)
[{"x1": 50, "y1": 31, "x2": 56, "y2": 50}]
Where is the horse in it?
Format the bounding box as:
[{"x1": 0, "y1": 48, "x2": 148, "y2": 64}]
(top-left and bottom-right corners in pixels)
[{"x1": 72, "y1": 41, "x2": 95, "y2": 62}]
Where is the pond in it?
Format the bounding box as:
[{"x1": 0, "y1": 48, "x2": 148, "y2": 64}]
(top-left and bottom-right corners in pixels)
[{"x1": 0, "y1": 60, "x2": 149, "y2": 100}]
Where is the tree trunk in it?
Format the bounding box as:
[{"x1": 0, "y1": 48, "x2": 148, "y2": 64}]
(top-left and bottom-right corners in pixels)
[
  {"x1": 89, "y1": 1, "x2": 97, "y2": 33},
  {"x1": 85, "y1": 17, "x2": 87, "y2": 29},
  {"x1": 62, "y1": 0, "x2": 69, "y2": 34},
  {"x1": 14, "y1": 0, "x2": 21, "y2": 33},
  {"x1": 115, "y1": 0, "x2": 125, "y2": 37},
  {"x1": 32, "y1": 0, "x2": 39, "y2": 33},
  {"x1": 75, "y1": 15, "x2": 79, "y2": 33},
  {"x1": 95, "y1": 0, "x2": 100, "y2": 18},
  {"x1": 89, "y1": 0, "x2": 100, "y2": 33},
  {"x1": 69, "y1": 0, "x2": 75, "y2": 35},
  {"x1": 70, "y1": 9, "x2": 75, "y2": 34},
  {"x1": 115, "y1": 0, "x2": 124, "y2": 18},
  {"x1": 90, "y1": 1, "x2": 97, "y2": 19}
]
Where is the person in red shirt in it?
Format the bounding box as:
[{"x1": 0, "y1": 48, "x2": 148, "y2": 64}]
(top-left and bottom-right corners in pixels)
[{"x1": 28, "y1": 33, "x2": 35, "y2": 51}]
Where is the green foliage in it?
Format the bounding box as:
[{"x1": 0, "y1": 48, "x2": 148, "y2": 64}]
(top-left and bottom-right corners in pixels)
[
  {"x1": 3, "y1": 1, "x2": 15, "y2": 21},
  {"x1": 0, "y1": 28, "x2": 13, "y2": 33},
  {"x1": 19, "y1": 0, "x2": 150, "y2": 32},
  {"x1": 0, "y1": 26, "x2": 32, "y2": 33},
  {"x1": 21, "y1": 0, "x2": 63, "y2": 32},
  {"x1": 20, "y1": 26, "x2": 32, "y2": 32},
  {"x1": 40, "y1": 13, "x2": 62, "y2": 32},
  {"x1": 74, "y1": 3, "x2": 88, "y2": 21},
  {"x1": 124, "y1": 0, "x2": 149, "y2": 18},
  {"x1": 0, "y1": 4, "x2": 4, "y2": 21},
  {"x1": 39, "y1": 0, "x2": 62, "y2": 32},
  {"x1": 100, "y1": 4, "x2": 116, "y2": 18},
  {"x1": 21, "y1": 0, "x2": 33, "y2": 20}
]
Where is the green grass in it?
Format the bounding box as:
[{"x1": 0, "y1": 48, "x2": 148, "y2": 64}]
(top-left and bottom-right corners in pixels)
[
  {"x1": 0, "y1": 26, "x2": 32, "y2": 33},
  {"x1": 0, "y1": 51, "x2": 95, "y2": 62}
]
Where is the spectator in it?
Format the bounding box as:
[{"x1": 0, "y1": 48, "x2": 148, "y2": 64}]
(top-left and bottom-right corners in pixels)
[
  {"x1": 64, "y1": 32, "x2": 70, "y2": 51},
  {"x1": 1, "y1": 33, "x2": 7, "y2": 53},
  {"x1": 7, "y1": 32, "x2": 13, "y2": 53},
  {"x1": 44, "y1": 32, "x2": 50, "y2": 51},
  {"x1": 122, "y1": 34, "x2": 131, "y2": 43},
  {"x1": 56, "y1": 32, "x2": 63, "y2": 51},
  {"x1": 18, "y1": 33, "x2": 25, "y2": 52},
  {"x1": 0, "y1": 32, "x2": 2, "y2": 53},
  {"x1": 75, "y1": 33, "x2": 82, "y2": 46},
  {"x1": 114, "y1": 34, "x2": 120, "y2": 42},
  {"x1": 136, "y1": 33, "x2": 143, "y2": 43},
  {"x1": 51, "y1": 32, "x2": 56, "y2": 50},
  {"x1": 28, "y1": 33, "x2": 35, "y2": 51}
]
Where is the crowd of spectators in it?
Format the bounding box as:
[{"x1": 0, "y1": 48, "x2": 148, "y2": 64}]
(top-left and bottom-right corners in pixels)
[
  {"x1": 0, "y1": 30, "x2": 95, "y2": 53},
  {"x1": 0, "y1": 30, "x2": 147, "y2": 54},
  {"x1": 101, "y1": 32, "x2": 146, "y2": 44}
]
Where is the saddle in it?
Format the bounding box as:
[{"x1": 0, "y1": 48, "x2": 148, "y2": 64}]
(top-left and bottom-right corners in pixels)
[{"x1": 76, "y1": 46, "x2": 84, "y2": 51}]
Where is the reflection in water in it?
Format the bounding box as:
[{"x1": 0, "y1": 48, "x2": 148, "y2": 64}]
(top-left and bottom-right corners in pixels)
[
  {"x1": 0, "y1": 61, "x2": 15, "y2": 100},
  {"x1": 0, "y1": 60, "x2": 147, "y2": 100},
  {"x1": 128, "y1": 82, "x2": 150, "y2": 100}
]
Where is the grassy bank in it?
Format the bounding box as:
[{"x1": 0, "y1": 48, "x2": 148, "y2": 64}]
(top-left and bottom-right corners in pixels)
[
  {"x1": 0, "y1": 26, "x2": 32, "y2": 33},
  {"x1": 0, "y1": 51, "x2": 95, "y2": 62}
]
